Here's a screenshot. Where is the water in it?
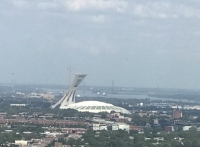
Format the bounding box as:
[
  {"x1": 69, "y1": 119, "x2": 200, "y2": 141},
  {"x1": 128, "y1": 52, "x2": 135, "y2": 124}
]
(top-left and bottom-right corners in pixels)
[
  {"x1": 42, "y1": 88, "x2": 194, "y2": 102},
  {"x1": 76, "y1": 91, "x2": 193, "y2": 102}
]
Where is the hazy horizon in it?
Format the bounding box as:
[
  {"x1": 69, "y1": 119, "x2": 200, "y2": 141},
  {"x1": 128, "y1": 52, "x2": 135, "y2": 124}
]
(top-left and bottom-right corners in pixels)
[{"x1": 1, "y1": 0, "x2": 200, "y2": 89}]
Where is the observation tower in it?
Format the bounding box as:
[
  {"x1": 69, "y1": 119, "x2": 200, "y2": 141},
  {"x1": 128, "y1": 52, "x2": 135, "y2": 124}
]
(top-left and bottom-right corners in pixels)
[
  {"x1": 50, "y1": 73, "x2": 87, "y2": 109},
  {"x1": 51, "y1": 73, "x2": 131, "y2": 114}
]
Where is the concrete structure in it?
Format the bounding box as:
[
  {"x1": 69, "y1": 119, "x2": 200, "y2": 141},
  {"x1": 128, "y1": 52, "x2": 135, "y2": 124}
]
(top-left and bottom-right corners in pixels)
[{"x1": 51, "y1": 73, "x2": 87, "y2": 109}]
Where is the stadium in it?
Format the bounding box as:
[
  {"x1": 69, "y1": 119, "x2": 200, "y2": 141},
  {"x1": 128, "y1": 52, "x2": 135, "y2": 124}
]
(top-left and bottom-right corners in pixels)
[
  {"x1": 51, "y1": 73, "x2": 131, "y2": 114},
  {"x1": 60, "y1": 101, "x2": 131, "y2": 114}
]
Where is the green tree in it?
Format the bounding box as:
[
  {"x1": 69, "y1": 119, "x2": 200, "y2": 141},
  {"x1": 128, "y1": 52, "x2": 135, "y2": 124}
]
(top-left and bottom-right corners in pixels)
[
  {"x1": 183, "y1": 139, "x2": 192, "y2": 147},
  {"x1": 171, "y1": 140, "x2": 181, "y2": 147}
]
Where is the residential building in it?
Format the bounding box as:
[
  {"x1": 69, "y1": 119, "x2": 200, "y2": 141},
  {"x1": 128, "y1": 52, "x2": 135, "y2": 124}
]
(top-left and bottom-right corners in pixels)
[
  {"x1": 164, "y1": 126, "x2": 174, "y2": 132},
  {"x1": 172, "y1": 110, "x2": 182, "y2": 119}
]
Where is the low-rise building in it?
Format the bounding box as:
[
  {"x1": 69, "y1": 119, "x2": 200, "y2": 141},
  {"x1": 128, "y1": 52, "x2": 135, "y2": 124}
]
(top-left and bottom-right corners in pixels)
[
  {"x1": 54, "y1": 142, "x2": 62, "y2": 147},
  {"x1": 164, "y1": 126, "x2": 174, "y2": 132},
  {"x1": 129, "y1": 125, "x2": 140, "y2": 131},
  {"x1": 15, "y1": 140, "x2": 28, "y2": 146},
  {"x1": 145, "y1": 137, "x2": 151, "y2": 140},
  {"x1": 111, "y1": 124, "x2": 119, "y2": 131},
  {"x1": 154, "y1": 137, "x2": 164, "y2": 141},
  {"x1": 183, "y1": 126, "x2": 192, "y2": 131},
  {"x1": 99, "y1": 125, "x2": 107, "y2": 130},
  {"x1": 92, "y1": 124, "x2": 107, "y2": 131},
  {"x1": 68, "y1": 134, "x2": 82, "y2": 140},
  {"x1": 117, "y1": 123, "x2": 129, "y2": 132},
  {"x1": 92, "y1": 124, "x2": 100, "y2": 131}
]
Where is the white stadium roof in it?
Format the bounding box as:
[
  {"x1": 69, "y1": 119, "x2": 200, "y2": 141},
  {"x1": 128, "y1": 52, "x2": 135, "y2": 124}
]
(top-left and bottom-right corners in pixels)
[{"x1": 60, "y1": 101, "x2": 131, "y2": 114}]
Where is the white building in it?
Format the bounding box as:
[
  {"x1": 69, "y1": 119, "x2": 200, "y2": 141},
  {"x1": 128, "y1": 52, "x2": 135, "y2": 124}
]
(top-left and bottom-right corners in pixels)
[
  {"x1": 93, "y1": 124, "x2": 100, "y2": 131},
  {"x1": 10, "y1": 104, "x2": 27, "y2": 107},
  {"x1": 111, "y1": 124, "x2": 119, "y2": 131},
  {"x1": 99, "y1": 125, "x2": 107, "y2": 131},
  {"x1": 183, "y1": 126, "x2": 192, "y2": 131},
  {"x1": 154, "y1": 137, "x2": 164, "y2": 141},
  {"x1": 183, "y1": 105, "x2": 200, "y2": 110},
  {"x1": 15, "y1": 140, "x2": 28, "y2": 146},
  {"x1": 92, "y1": 124, "x2": 107, "y2": 131},
  {"x1": 117, "y1": 123, "x2": 130, "y2": 132},
  {"x1": 63, "y1": 101, "x2": 131, "y2": 114}
]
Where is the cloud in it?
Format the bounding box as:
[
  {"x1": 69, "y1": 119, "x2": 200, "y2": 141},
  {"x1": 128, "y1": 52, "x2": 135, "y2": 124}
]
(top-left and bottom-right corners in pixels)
[
  {"x1": 195, "y1": 31, "x2": 200, "y2": 36},
  {"x1": 12, "y1": 0, "x2": 57, "y2": 10},
  {"x1": 64, "y1": 0, "x2": 127, "y2": 12},
  {"x1": 63, "y1": 37, "x2": 116, "y2": 56},
  {"x1": 132, "y1": 2, "x2": 200, "y2": 19},
  {"x1": 12, "y1": 0, "x2": 27, "y2": 8},
  {"x1": 37, "y1": 2, "x2": 57, "y2": 10},
  {"x1": 10, "y1": 0, "x2": 200, "y2": 19},
  {"x1": 92, "y1": 15, "x2": 105, "y2": 23}
]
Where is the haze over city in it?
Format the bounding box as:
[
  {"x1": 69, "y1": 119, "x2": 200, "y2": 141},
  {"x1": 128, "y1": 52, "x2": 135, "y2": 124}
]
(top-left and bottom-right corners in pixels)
[{"x1": 1, "y1": 0, "x2": 200, "y2": 89}]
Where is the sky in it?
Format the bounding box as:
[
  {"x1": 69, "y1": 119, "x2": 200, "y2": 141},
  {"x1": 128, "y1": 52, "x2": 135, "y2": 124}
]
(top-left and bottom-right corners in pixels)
[{"x1": 1, "y1": 0, "x2": 200, "y2": 89}]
